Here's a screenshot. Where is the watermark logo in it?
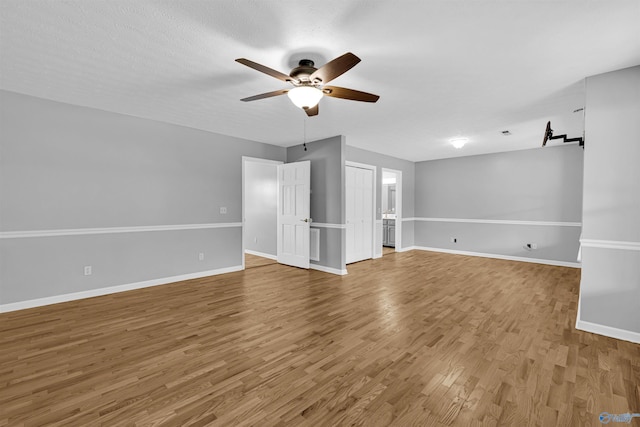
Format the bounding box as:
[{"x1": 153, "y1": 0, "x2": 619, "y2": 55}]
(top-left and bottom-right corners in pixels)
[{"x1": 599, "y1": 412, "x2": 640, "y2": 424}]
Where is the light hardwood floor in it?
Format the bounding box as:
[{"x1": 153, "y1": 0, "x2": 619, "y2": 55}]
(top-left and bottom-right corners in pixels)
[
  {"x1": 383, "y1": 246, "x2": 395, "y2": 256},
  {"x1": 1, "y1": 251, "x2": 639, "y2": 426},
  {"x1": 245, "y1": 254, "x2": 277, "y2": 269}
]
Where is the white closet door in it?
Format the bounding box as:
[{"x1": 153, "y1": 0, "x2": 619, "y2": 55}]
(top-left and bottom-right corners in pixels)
[
  {"x1": 346, "y1": 166, "x2": 373, "y2": 264},
  {"x1": 346, "y1": 167, "x2": 356, "y2": 262}
]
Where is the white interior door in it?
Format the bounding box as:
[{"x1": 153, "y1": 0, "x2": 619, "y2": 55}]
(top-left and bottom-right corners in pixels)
[
  {"x1": 277, "y1": 161, "x2": 311, "y2": 269},
  {"x1": 346, "y1": 166, "x2": 373, "y2": 264}
]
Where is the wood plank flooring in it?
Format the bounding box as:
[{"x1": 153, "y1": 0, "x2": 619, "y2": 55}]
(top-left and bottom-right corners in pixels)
[
  {"x1": 1, "y1": 250, "x2": 639, "y2": 426},
  {"x1": 244, "y1": 254, "x2": 277, "y2": 269},
  {"x1": 383, "y1": 246, "x2": 395, "y2": 256}
]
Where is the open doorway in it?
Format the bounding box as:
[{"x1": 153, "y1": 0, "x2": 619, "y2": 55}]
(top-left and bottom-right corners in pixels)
[
  {"x1": 241, "y1": 157, "x2": 282, "y2": 269},
  {"x1": 381, "y1": 168, "x2": 402, "y2": 255}
]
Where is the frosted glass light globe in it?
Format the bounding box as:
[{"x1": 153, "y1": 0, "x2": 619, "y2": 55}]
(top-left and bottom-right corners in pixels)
[{"x1": 287, "y1": 86, "x2": 323, "y2": 109}]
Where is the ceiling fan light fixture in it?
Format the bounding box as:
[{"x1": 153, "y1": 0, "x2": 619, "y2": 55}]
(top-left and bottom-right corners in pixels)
[
  {"x1": 236, "y1": 53, "x2": 379, "y2": 116},
  {"x1": 287, "y1": 86, "x2": 323, "y2": 109},
  {"x1": 450, "y1": 137, "x2": 469, "y2": 149}
]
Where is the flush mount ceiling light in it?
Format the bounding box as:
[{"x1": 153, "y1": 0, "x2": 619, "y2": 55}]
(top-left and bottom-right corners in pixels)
[
  {"x1": 287, "y1": 86, "x2": 323, "y2": 109},
  {"x1": 450, "y1": 137, "x2": 468, "y2": 149}
]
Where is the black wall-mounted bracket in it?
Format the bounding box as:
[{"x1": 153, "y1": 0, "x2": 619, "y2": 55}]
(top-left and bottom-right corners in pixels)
[{"x1": 542, "y1": 121, "x2": 584, "y2": 148}]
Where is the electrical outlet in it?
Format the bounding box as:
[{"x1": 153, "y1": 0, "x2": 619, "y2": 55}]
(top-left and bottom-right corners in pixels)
[
  {"x1": 220, "y1": 207, "x2": 227, "y2": 214},
  {"x1": 84, "y1": 266, "x2": 92, "y2": 276},
  {"x1": 253, "y1": 237, "x2": 258, "y2": 243},
  {"x1": 198, "y1": 252, "x2": 204, "y2": 261},
  {"x1": 450, "y1": 237, "x2": 457, "y2": 243}
]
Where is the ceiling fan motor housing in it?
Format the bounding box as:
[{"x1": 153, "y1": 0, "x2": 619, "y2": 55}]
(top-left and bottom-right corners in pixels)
[{"x1": 290, "y1": 59, "x2": 318, "y2": 84}]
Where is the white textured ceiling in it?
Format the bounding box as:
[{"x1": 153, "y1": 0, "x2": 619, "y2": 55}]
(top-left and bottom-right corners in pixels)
[{"x1": 1, "y1": 1, "x2": 639, "y2": 161}]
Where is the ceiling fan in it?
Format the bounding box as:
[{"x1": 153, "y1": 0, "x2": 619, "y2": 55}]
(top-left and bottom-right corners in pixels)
[{"x1": 235, "y1": 52, "x2": 380, "y2": 117}]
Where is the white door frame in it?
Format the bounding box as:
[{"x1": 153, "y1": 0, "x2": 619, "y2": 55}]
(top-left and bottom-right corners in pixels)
[
  {"x1": 241, "y1": 156, "x2": 283, "y2": 270},
  {"x1": 345, "y1": 161, "x2": 377, "y2": 263},
  {"x1": 381, "y1": 168, "x2": 402, "y2": 252}
]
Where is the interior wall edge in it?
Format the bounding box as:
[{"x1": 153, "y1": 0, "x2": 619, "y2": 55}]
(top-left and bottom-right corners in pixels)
[
  {"x1": 0, "y1": 227, "x2": 243, "y2": 304},
  {"x1": 309, "y1": 264, "x2": 348, "y2": 276},
  {"x1": 575, "y1": 320, "x2": 640, "y2": 344},
  {"x1": 413, "y1": 220, "x2": 580, "y2": 263},
  {"x1": 308, "y1": 227, "x2": 344, "y2": 271},
  {"x1": 410, "y1": 246, "x2": 581, "y2": 268},
  {"x1": 244, "y1": 249, "x2": 277, "y2": 261},
  {"x1": 0, "y1": 264, "x2": 243, "y2": 313}
]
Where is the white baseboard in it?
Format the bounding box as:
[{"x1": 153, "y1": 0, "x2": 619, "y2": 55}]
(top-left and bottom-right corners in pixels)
[
  {"x1": 396, "y1": 246, "x2": 415, "y2": 253},
  {"x1": 576, "y1": 319, "x2": 640, "y2": 344},
  {"x1": 410, "y1": 246, "x2": 581, "y2": 268},
  {"x1": 0, "y1": 265, "x2": 244, "y2": 313},
  {"x1": 244, "y1": 249, "x2": 277, "y2": 260},
  {"x1": 310, "y1": 264, "x2": 348, "y2": 276}
]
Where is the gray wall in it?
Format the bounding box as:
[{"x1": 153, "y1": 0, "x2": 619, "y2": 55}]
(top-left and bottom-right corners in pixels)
[
  {"x1": 413, "y1": 145, "x2": 584, "y2": 263},
  {"x1": 287, "y1": 136, "x2": 345, "y2": 271},
  {"x1": 345, "y1": 146, "x2": 416, "y2": 249},
  {"x1": 2, "y1": 228, "x2": 242, "y2": 304},
  {"x1": 579, "y1": 66, "x2": 640, "y2": 336},
  {"x1": 0, "y1": 91, "x2": 285, "y2": 306},
  {"x1": 243, "y1": 160, "x2": 278, "y2": 257}
]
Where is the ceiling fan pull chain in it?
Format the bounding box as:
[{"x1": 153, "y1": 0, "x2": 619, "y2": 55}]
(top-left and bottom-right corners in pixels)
[{"x1": 303, "y1": 117, "x2": 307, "y2": 151}]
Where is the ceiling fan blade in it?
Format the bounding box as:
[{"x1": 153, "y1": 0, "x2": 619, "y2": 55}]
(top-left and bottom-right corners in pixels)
[
  {"x1": 304, "y1": 104, "x2": 319, "y2": 117},
  {"x1": 240, "y1": 89, "x2": 288, "y2": 102},
  {"x1": 322, "y1": 86, "x2": 379, "y2": 103},
  {"x1": 309, "y1": 52, "x2": 361, "y2": 84},
  {"x1": 236, "y1": 58, "x2": 293, "y2": 82}
]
